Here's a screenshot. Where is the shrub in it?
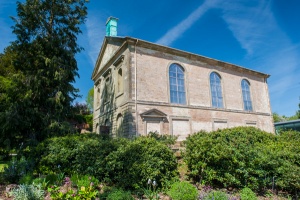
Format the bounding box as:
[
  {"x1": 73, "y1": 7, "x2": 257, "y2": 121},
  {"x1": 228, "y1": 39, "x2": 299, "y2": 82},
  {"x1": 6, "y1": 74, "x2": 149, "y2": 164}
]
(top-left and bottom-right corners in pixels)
[
  {"x1": 0, "y1": 148, "x2": 9, "y2": 161},
  {"x1": 266, "y1": 130, "x2": 300, "y2": 194},
  {"x1": 3, "y1": 156, "x2": 34, "y2": 183},
  {"x1": 9, "y1": 184, "x2": 45, "y2": 200},
  {"x1": 32, "y1": 177, "x2": 50, "y2": 190},
  {"x1": 167, "y1": 181, "x2": 198, "y2": 200},
  {"x1": 70, "y1": 174, "x2": 99, "y2": 188},
  {"x1": 31, "y1": 134, "x2": 128, "y2": 179},
  {"x1": 106, "y1": 188, "x2": 134, "y2": 200},
  {"x1": 239, "y1": 187, "x2": 257, "y2": 200},
  {"x1": 183, "y1": 127, "x2": 275, "y2": 190},
  {"x1": 147, "y1": 131, "x2": 177, "y2": 146},
  {"x1": 19, "y1": 173, "x2": 35, "y2": 184},
  {"x1": 106, "y1": 137, "x2": 178, "y2": 190},
  {"x1": 204, "y1": 190, "x2": 228, "y2": 200}
]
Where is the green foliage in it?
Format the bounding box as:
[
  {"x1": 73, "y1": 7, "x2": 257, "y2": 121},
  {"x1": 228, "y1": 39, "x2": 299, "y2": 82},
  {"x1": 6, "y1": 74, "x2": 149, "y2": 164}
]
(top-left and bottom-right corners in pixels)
[
  {"x1": 106, "y1": 137, "x2": 178, "y2": 190},
  {"x1": 84, "y1": 114, "x2": 93, "y2": 131},
  {"x1": 31, "y1": 134, "x2": 128, "y2": 179},
  {"x1": 0, "y1": 148, "x2": 9, "y2": 161},
  {"x1": 48, "y1": 184, "x2": 75, "y2": 200},
  {"x1": 106, "y1": 188, "x2": 134, "y2": 200},
  {"x1": 265, "y1": 130, "x2": 300, "y2": 193},
  {"x1": 204, "y1": 190, "x2": 228, "y2": 200},
  {"x1": 184, "y1": 127, "x2": 275, "y2": 190},
  {"x1": 3, "y1": 156, "x2": 34, "y2": 183},
  {"x1": 239, "y1": 187, "x2": 257, "y2": 200},
  {"x1": 32, "y1": 177, "x2": 50, "y2": 190},
  {"x1": 71, "y1": 174, "x2": 99, "y2": 188},
  {"x1": 9, "y1": 184, "x2": 45, "y2": 200},
  {"x1": 48, "y1": 175, "x2": 98, "y2": 200},
  {"x1": 167, "y1": 181, "x2": 198, "y2": 200},
  {"x1": 273, "y1": 112, "x2": 298, "y2": 123},
  {"x1": 0, "y1": 161, "x2": 8, "y2": 173},
  {"x1": 19, "y1": 173, "x2": 35, "y2": 185},
  {"x1": 184, "y1": 127, "x2": 300, "y2": 195},
  {"x1": 272, "y1": 112, "x2": 285, "y2": 123},
  {"x1": 297, "y1": 102, "x2": 300, "y2": 119},
  {"x1": 147, "y1": 131, "x2": 177, "y2": 146},
  {"x1": 0, "y1": 0, "x2": 88, "y2": 150},
  {"x1": 86, "y1": 87, "x2": 94, "y2": 112},
  {"x1": 143, "y1": 179, "x2": 159, "y2": 200},
  {"x1": 77, "y1": 185, "x2": 99, "y2": 199}
]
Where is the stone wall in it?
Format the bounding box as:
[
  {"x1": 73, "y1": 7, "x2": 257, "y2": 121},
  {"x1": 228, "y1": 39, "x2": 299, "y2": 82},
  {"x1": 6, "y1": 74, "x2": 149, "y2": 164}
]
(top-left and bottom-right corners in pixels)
[{"x1": 93, "y1": 38, "x2": 274, "y2": 138}]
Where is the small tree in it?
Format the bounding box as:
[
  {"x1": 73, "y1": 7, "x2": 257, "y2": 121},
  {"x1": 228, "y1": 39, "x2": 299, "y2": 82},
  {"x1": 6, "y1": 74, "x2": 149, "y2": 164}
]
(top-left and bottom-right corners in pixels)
[
  {"x1": 86, "y1": 87, "x2": 94, "y2": 113},
  {"x1": 297, "y1": 100, "x2": 300, "y2": 119}
]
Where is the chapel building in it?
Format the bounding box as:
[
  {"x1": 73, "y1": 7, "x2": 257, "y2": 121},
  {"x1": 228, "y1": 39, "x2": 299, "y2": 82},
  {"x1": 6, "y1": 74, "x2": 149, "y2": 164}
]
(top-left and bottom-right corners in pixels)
[{"x1": 91, "y1": 17, "x2": 274, "y2": 140}]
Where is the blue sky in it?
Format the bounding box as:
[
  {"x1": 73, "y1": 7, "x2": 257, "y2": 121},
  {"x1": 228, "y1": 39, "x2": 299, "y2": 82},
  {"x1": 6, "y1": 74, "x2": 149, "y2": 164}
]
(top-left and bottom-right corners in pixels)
[{"x1": 1, "y1": 0, "x2": 299, "y2": 116}]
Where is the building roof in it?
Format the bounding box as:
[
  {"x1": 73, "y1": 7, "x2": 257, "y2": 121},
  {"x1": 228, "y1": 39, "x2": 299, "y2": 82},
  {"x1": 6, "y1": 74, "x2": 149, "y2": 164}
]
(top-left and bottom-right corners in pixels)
[
  {"x1": 274, "y1": 119, "x2": 300, "y2": 126},
  {"x1": 92, "y1": 36, "x2": 270, "y2": 80}
]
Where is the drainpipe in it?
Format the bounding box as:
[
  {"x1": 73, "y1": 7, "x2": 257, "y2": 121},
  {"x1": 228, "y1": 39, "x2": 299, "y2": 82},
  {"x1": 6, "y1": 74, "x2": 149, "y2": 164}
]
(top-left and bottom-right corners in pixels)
[{"x1": 135, "y1": 39, "x2": 139, "y2": 137}]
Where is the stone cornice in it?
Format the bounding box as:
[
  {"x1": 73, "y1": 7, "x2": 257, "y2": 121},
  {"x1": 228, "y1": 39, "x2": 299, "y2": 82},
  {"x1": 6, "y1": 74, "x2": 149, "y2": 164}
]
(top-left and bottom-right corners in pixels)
[
  {"x1": 132, "y1": 100, "x2": 271, "y2": 116},
  {"x1": 125, "y1": 37, "x2": 270, "y2": 79}
]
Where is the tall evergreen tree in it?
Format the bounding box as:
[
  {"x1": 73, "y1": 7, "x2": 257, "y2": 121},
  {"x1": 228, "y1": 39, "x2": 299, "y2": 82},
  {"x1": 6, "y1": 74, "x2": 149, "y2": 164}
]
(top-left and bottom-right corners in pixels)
[{"x1": 0, "y1": 0, "x2": 88, "y2": 149}]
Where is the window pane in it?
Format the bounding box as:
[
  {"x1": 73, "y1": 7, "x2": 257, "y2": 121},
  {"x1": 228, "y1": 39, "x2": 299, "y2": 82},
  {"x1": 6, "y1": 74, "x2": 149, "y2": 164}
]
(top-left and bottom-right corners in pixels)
[
  {"x1": 241, "y1": 80, "x2": 252, "y2": 111},
  {"x1": 169, "y1": 64, "x2": 186, "y2": 105},
  {"x1": 210, "y1": 72, "x2": 223, "y2": 108}
]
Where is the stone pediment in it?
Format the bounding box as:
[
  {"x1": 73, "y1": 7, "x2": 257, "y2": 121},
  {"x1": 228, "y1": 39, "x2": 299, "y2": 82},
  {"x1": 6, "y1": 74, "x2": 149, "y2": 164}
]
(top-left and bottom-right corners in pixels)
[{"x1": 140, "y1": 109, "x2": 167, "y2": 118}]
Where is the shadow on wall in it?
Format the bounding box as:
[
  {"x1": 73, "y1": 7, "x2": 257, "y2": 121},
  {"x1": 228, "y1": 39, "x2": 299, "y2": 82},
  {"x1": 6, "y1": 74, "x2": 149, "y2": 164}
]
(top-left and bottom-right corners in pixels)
[{"x1": 96, "y1": 76, "x2": 135, "y2": 138}]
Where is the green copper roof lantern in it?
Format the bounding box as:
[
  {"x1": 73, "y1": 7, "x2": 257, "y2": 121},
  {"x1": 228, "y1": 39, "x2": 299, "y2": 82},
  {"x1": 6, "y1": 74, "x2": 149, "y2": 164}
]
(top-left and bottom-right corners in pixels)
[{"x1": 106, "y1": 17, "x2": 118, "y2": 36}]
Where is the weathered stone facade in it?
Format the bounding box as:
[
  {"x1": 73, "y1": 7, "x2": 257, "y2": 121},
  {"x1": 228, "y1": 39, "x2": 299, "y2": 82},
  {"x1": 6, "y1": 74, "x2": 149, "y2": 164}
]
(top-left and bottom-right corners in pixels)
[{"x1": 91, "y1": 36, "x2": 274, "y2": 139}]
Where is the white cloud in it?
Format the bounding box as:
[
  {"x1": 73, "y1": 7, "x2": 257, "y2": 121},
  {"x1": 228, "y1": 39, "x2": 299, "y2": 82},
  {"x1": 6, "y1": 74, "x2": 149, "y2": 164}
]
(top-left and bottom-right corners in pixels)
[
  {"x1": 84, "y1": 12, "x2": 106, "y2": 67},
  {"x1": 217, "y1": 0, "x2": 300, "y2": 115},
  {"x1": 156, "y1": 0, "x2": 219, "y2": 46}
]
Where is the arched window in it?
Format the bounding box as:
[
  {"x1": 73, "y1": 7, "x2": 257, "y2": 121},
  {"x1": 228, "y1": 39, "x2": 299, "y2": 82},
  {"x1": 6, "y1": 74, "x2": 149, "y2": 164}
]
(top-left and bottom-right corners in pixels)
[
  {"x1": 117, "y1": 68, "x2": 123, "y2": 94},
  {"x1": 210, "y1": 72, "x2": 223, "y2": 108},
  {"x1": 169, "y1": 63, "x2": 186, "y2": 104},
  {"x1": 241, "y1": 79, "x2": 253, "y2": 111}
]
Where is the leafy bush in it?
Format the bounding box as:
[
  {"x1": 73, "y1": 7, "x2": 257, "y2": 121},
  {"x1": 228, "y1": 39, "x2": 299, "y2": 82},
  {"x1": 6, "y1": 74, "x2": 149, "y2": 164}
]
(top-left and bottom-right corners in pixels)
[
  {"x1": 184, "y1": 127, "x2": 300, "y2": 195},
  {"x1": 84, "y1": 114, "x2": 93, "y2": 131},
  {"x1": 167, "y1": 181, "x2": 198, "y2": 200},
  {"x1": 9, "y1": 184, "x2": 45, "y2": 200},
  {"x1": 0, "y1": 148, "x2": 9, "y2": 161},
  {"x1": 32, "y1": 177, "x2": 50, "y2": 190},
  {"x1": 31, "y1": 134, "x2": 128, "y2": 179},
  {"x1": 147, "y1": 131, "x2": 177, "y2": 146},
  {"x1": 264, "y1": 130, "x2": 300, "y2": 194},
  {"x1": 71, "y1": 174, "x2": 99, "y2": 188},
  {"x1": 19, "y1": 173, "x2": 35, "y2": 184},
  {"x1": 3, "y1": 156, "x2": 34, "y2": 183},
  {"x1": 106, "y1": 137, "x2": 178, "y2": 190},
  {"x1": 183, "y1": 127, "x2": 275, "y2": 190},
  {"x1": 106, "y1": 188, "x2": 134, "y2": 200},
  {"x1": 239, "y1": 187, "x2": 257, "y2": 200},
  {"x1": 204, "y1": 190, "x2": 228, "y2": 200}
]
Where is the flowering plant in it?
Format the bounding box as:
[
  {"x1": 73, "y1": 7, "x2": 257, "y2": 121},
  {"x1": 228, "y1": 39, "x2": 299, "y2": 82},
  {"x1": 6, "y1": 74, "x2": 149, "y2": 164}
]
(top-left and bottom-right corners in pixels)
[{"x1": 143, "y1": 179, "x2": 159, "y2": 200}]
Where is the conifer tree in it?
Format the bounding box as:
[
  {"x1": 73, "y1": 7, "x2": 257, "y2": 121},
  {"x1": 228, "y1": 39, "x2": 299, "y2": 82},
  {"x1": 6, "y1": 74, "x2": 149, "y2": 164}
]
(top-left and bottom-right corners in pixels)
[{"x1": 0, "y1": 0, "x2": 88, "y2": 149}]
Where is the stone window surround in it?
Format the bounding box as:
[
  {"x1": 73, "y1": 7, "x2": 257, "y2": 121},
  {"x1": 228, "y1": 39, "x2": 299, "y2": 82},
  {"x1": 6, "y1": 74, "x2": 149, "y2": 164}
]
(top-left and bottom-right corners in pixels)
[
  {"x1": 140, "y1": 109, "x2": 168, "y2": 135},
  {"x1": 114, "y1": 55, "x2": 124, "y2": 97},
  {"x1": 209, "y1": 71, "x2": 225, "y2": 109},
  {"x1": 166, "y1": 61, "x2": 190, "y2": 106},
  {"x1": 240, "y1": 78, "x2": 254, "y2": 112}
]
